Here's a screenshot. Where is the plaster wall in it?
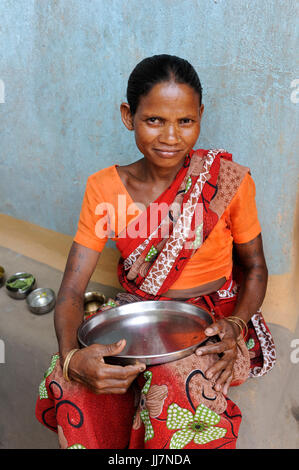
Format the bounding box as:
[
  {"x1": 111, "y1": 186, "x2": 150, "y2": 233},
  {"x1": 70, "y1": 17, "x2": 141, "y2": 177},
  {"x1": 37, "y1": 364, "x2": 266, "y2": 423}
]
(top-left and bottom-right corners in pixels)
[{"x1": 0, "y1": 0, "x2": 298, "y2": 328}]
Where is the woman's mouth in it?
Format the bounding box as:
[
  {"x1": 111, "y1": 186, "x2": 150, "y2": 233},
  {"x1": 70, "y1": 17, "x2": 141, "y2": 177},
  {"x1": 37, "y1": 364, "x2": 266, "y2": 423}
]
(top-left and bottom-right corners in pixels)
[{"x1": 154, "y1": 148, "x2": 182, "y2": 158}]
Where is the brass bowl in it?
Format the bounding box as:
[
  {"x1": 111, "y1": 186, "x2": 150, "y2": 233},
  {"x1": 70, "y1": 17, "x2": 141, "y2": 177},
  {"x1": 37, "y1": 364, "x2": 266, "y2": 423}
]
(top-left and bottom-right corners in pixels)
[
  {"x1": 5, "y1": 272, "x2": 36, "y2": 299},
  {"x1": 84, "y1": 291, "x2": 106, "y2": 317},
  {"x1": 0, "y1": 266, "x2": 5, "y2": 287}
]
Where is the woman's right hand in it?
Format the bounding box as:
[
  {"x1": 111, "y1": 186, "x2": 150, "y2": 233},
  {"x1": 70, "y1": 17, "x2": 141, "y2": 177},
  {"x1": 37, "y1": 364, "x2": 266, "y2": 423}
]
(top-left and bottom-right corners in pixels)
[{"x1": 67, "y1": 339, "x2": 146, "y2": 395}]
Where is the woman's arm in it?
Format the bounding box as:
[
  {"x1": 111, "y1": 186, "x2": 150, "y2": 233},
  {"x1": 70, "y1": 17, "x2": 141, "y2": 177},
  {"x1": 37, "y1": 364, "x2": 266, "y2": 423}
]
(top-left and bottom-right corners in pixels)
[
  {"x1": 54, "y1": 241, "x2": 101, "y2": 363},
  {"x1": 230, "y1": 233, "x2": 268, "y2": 324},
  {"x1": 54, "y1": 241, "x2": 145, "y2": 394},
  {"x1": 195, "y1": 233, "x2": 268, "y2": 394}
]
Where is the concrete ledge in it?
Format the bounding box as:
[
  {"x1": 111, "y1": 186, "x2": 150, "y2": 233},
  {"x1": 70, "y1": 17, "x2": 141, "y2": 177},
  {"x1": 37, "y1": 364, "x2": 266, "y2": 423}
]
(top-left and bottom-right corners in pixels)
[{"x1": 0, "y1": 213, "x2": 122, "y2": 289}]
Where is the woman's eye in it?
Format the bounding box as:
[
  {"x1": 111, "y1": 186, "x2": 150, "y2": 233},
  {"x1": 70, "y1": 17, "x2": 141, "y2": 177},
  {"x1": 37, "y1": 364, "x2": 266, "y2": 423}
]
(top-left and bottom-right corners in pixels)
[
  {"x1": 147, "y1": 117, "x2": 160, "y2": 124},
  {"x1": 180, "y1": 118, "x2": 193, "y2": 124}
]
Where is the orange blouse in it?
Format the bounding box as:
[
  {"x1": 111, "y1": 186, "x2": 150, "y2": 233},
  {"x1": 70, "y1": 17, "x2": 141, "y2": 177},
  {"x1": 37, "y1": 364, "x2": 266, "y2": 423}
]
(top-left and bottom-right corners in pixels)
[{"x1": 73, "y1": 164, "x2": 261, "y2": 289}]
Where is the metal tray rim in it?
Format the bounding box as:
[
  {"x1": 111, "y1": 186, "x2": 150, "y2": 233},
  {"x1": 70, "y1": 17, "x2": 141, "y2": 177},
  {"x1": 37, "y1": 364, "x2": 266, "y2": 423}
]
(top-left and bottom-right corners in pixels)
[
  {"x1": 77, "y1": 300, "x2": 213, "y2": 365},
  {"x1": 80, "y1": 300, "x2": 212, "y2": 323}
]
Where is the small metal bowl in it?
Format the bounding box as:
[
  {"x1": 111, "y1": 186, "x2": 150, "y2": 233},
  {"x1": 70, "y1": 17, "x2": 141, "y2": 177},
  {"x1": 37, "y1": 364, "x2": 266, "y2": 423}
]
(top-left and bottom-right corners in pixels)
[
  {"x1": 84, "y1": 291, "x2": 106, "y2": 317},
  {"x1": 5, "y1": 272, "x2": 36, "y2": 299},
  {"x1": 0, "y1": 266, "x2": 5, "y2": 287},
  {"x1": 26, "y1": 288, "x2": 56, "y2": 315}
]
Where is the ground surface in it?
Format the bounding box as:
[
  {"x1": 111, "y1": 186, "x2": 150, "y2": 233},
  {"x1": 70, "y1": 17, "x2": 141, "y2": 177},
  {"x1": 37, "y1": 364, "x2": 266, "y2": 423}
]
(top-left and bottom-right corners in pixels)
[{"x1": 0, "y1": 245, "x2": 298, "y2": 449}]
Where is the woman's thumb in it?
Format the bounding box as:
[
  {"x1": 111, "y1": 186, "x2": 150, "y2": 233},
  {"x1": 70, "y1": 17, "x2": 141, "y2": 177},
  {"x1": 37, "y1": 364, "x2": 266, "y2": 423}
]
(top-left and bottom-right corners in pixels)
[
  {"x1": 102, "y1": 339, "x2": 126, "y2": 357},
  {"x1": 204, "y1": 325, "x2": 219, "y2": 336}
]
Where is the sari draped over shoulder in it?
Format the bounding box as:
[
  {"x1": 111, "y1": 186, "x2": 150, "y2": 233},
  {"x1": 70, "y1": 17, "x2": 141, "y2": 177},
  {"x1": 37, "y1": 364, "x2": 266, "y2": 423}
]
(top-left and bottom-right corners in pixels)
[
  {"x1": 35, "y1": 149, "x2": 276, "y2": 450},
  {"x1": 117, "y1": 148, "x2": 249, "y2": 298}
]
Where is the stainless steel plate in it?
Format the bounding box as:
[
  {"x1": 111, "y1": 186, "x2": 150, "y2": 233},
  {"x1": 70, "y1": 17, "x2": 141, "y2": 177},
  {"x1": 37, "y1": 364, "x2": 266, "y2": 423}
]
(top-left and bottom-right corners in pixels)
[{"x1": 77, "y1": 301, "x2": 213, "y2": 366}]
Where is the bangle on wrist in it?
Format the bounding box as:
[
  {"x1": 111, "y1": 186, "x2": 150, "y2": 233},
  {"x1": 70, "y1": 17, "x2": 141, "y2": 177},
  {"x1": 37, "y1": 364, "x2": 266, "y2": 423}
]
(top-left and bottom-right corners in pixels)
[
  {"x1": 62, "y1": 348, "x2": 80, "y2": 382},
  {"x1": 226, "y1": 316, "x2": 248, "y2": 339}
]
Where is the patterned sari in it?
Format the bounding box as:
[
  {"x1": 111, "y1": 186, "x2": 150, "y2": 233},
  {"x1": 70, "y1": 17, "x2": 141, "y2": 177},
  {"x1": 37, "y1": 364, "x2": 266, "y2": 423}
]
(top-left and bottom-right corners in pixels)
[{"x1": 35, "y1": 149, "x2": 276, "y2": 449}]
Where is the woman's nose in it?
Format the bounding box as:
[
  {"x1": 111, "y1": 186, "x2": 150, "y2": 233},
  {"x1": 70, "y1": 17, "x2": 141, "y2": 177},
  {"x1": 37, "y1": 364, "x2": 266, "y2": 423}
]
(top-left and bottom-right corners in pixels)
[{"x1": 159, "y1": 124, "x2": 181, "y2": 144}]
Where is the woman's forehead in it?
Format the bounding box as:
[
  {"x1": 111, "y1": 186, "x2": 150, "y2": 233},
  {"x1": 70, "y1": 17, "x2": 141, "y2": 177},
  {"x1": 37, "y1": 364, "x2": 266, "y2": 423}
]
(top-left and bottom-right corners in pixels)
[{"x1": 136, "y1": 81, "x2": 200, "y2": 114}]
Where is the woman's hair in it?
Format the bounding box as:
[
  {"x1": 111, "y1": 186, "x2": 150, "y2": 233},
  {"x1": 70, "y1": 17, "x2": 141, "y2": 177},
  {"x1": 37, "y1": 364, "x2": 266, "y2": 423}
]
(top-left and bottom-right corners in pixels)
[{"x1": 126, "y1": 54, "x2": 202, "y2": 115}]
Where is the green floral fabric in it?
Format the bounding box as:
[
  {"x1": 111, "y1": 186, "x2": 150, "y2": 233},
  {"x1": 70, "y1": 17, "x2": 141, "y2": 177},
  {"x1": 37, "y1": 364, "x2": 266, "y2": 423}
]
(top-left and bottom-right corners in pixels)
[
  {"x1": 39, "y1": 354, "x2": 59, "y2": 400},
  {"x1": 140, "y1": 371, "x2": 155, "y2": 442},
  {"x1": 145, "y1": 245, "x2": 158, "y2": 262},
  {"x1": 192, "y1": 223, "x2": 203, "y2": 249},
  {"x1": 246, "y1": 338, "x2": 255, "y2": 350},
  {"x1": 102, "y1": 299, "x2": 117, "y2": 307},
  {"x1": 185, "y1": 176, "x2": 192, "y2": 193},
  {"x1": 68, "y1": 444, "x2": 86, "y2": 449},
  {"x1": 166, "y1": 403, "x2": 227, "y2": 449}
]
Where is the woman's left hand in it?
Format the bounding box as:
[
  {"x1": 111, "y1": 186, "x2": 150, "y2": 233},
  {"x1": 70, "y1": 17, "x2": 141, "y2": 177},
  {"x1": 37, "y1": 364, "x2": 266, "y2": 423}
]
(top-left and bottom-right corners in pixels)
[{"x1": 195, "y1": 319, "x2": 240, "y2": 395}]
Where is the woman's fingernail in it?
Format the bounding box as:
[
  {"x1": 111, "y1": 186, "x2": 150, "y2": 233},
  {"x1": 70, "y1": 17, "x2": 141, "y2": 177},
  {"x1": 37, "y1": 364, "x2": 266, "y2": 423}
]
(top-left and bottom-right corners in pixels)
[
  {"x1": 205, "y1": 328, "x2": 213, "y2": 334},
  {"x1": 196, "y1": 350, "x2": 202, "y2": 356}
]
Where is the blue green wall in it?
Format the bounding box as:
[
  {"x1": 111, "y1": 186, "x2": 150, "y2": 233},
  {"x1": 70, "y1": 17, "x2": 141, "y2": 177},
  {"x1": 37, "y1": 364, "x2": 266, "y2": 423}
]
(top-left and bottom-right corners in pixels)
[{"x1": 0, "y1": 0, "x2": 298, "y2": 274}]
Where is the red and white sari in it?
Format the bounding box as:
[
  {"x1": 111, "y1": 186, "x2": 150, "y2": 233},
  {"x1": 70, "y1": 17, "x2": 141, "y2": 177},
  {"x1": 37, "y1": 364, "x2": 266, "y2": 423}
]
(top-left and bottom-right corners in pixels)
[{"x1": 35, "y1": 149, "x2": 276, "y2": 449}]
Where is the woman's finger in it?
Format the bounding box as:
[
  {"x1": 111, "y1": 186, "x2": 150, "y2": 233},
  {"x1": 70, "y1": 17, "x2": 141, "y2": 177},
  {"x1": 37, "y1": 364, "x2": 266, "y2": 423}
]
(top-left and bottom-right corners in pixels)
[
  {"x1": 204, "y1": 323, "x2": 222, "y2": 337},
  {"x1": 94, "y1": 376, "x2": 137, "y2": 392},
  {"x1": 196, "y1": 340, "x2": 227, "y2": 356},
  {"x1": 98, "y1": 362, "x2": 145, "y2": 380},
  {"x1": 84, "y1": 370, "x2": 140, "y2": 393},
  {"x1": 205, "y1": 357, "x2": 230, "y2": 380},
  {"x1": 222, "y1": 375, "x2": 233, "y2": 395},
  {"x1": 214, "y1": 366, "x2": 234, "y2": 390},
  {"x1": 86, "y1": 383, "x2": 131, "y2": 395},
  {"x1": 204, "y1": 368, "x2": 223, "y2": 387},
  {"x1": 95, "y1": 387, "x2": 131, "y2": 395},
  {"x1": 205, "y1": 347, "x2": 236, "y2": 378}
]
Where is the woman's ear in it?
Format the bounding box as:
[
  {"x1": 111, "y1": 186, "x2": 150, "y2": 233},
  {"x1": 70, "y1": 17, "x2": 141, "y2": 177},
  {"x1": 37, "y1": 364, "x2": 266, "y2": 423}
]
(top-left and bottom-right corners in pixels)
[
  {"x1": 120, "y1": 102, "x2": 134, "y2": 131},
  {"x1": 197, "y1": 103, "x2": 204, "y2": 134},
  {"x1": 199, "y1": 103, "x2": 204, "y2": 122}
]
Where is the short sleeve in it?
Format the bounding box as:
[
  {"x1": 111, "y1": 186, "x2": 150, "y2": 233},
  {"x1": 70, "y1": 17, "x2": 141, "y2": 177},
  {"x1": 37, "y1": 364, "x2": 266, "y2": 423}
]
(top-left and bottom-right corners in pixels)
[
  {"x1": 229, "y1": 172, "x2": 262, "y2": 244},
  {"x1": 73, "y1": 176, "x2": 108, "y2": 252}
]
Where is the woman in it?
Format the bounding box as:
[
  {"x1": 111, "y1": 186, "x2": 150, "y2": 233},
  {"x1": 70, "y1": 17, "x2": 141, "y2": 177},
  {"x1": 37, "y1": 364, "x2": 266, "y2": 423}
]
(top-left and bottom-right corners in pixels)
[{"x1": 36, "y1": 55, "x2": 276, "y2": 449}]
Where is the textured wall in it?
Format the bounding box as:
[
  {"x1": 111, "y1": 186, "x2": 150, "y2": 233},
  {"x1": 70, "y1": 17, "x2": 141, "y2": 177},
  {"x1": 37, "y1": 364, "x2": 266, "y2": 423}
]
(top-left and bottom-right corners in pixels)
[{"x1": 0, "y1": 0, "x2": 298, "y2": 277}]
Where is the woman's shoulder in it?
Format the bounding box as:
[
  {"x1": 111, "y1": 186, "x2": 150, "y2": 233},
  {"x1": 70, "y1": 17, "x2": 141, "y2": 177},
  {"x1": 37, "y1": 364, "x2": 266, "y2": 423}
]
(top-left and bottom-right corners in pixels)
[
  {"x1": 87, "y1": 160, "x2": 141, "y2": 185},
  {"x1": 83, "y1": 165, "x2": 124, "y2": 202},
  {"x1": 219, "y1": 155, "x2": 250, "y2": 177},
  {"x1": 87, "y1": 164, "x2": 117, "y2": 184},
  {"x1": 194, "y1": 147, "x2": 251, "y2": 178}
]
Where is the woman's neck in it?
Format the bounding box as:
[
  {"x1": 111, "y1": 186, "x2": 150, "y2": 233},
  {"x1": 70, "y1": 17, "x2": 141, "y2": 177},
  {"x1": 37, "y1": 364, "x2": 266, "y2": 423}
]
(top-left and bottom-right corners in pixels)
[{"x1": 138, "y1": 156, "x2": 186, "y2": 186}]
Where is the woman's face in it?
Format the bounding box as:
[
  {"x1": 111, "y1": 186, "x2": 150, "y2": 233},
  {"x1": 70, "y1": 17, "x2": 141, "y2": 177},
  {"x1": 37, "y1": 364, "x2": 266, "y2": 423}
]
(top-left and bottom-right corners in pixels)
[{"x1": 121, "y1": 81, "x2": 204, "y2": 168}]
